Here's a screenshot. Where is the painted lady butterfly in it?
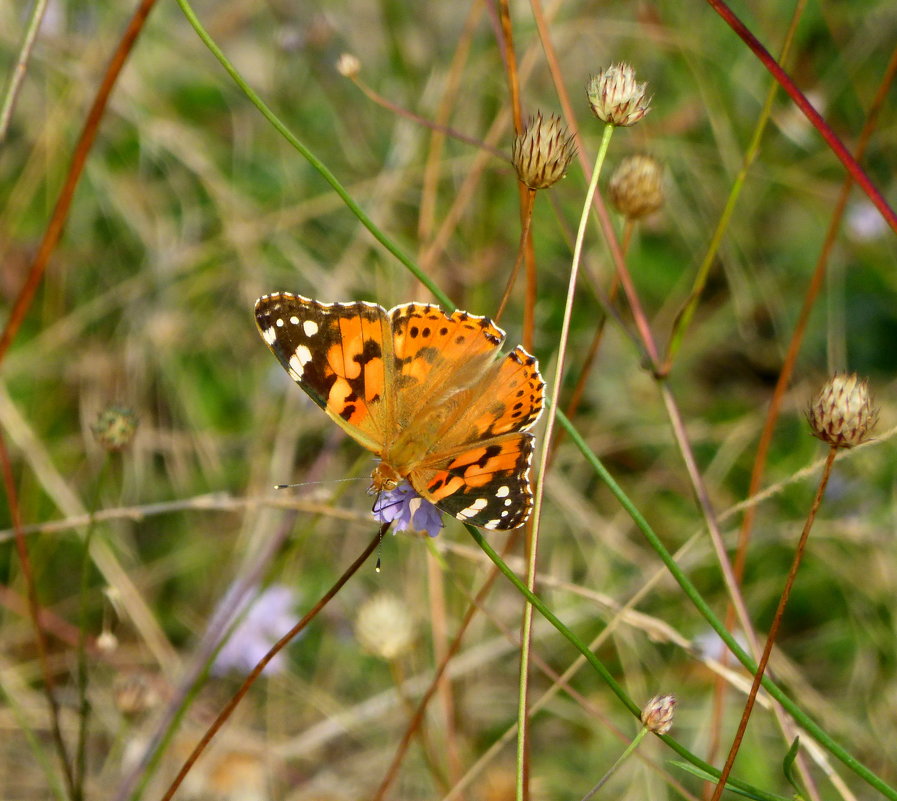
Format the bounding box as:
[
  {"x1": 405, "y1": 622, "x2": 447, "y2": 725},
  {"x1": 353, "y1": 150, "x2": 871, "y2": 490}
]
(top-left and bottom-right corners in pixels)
[{"x1": 255, "y1": 293, "x2": 544, "y2": 530}]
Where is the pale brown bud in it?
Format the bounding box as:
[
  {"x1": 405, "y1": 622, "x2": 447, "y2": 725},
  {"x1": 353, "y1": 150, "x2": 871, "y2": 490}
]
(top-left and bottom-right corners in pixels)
[
  {"x1": 587, "y1": 63, "x2": 651, "y2": 127},
  {"x1": 608, "y1": 154, "x2": 664, "y2": 219},
  {"x1": 336, "y1": 52, "x2": 361, "y2": 79},
  {"x1": 355, "y1": 593, "x2": 416, "y2": 660},
  {"x1": 641, "y1": 694, "x2": 676, "y2": 734},
  {"x1": 512, "y1": 111, "x2": 576, "y2": 190},
  {"x1": 807, "y1": 373, "x2": 878, "y2": 449}
]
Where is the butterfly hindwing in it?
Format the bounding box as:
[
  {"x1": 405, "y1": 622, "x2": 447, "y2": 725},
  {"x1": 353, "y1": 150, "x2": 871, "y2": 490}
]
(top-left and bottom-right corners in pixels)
[{"x1": 411, "y1": 433, "x2": 536, "y2": 530}]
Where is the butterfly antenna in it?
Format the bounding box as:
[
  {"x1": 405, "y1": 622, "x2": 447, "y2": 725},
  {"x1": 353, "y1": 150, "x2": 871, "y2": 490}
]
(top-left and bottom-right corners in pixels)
[{"x1": 274, "y1": 477, "x2": 366, "y2": 490}]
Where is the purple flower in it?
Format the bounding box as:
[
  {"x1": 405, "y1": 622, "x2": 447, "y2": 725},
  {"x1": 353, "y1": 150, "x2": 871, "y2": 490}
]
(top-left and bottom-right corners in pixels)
[
  {"x1": 372, "y1": 483, "x2": 444, "y2": 537},
  {"x1": 212, "y1": 584, "x2": 299, "y2": 676}
]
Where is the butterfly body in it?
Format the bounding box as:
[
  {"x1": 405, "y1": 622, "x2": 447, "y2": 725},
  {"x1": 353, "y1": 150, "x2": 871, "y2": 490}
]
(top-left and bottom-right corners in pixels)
[{"x1": 255, "y1": 293, "x2": 544, "y2": 530}]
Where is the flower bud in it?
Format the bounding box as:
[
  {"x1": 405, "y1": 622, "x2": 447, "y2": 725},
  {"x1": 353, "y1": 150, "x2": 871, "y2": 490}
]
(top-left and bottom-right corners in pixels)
[
  {"x1": 807, "y1": 373, "x2": 878, "y2": 449},
  {"x1": 641, "y1": 694, "x2": 676, "y2": 735},
  {"x1": 587, "y1": 63, "x2": 651, "y2": 127},
  {"x1": 608, "y1": 154, "x2": 664, "y2": 219},
  {"x1": 512, "y1": 111, "x2": 576, "y2": 190}
]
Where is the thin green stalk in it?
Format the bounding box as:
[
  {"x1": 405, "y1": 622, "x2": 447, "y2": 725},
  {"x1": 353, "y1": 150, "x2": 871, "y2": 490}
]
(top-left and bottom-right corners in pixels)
[
  {"x1": 0, "y1": 0, "x2": 49, "y2": 144},
  {"x1": 0, "y1": 679, "x2": 66, "y2": 800},
  {"x1": 175, "y1": 0, "x2": 452, "y2": 311},
  {"x1": 579, "y1": 728, "x2": 648, "y2": 801},
  {"x1": 664, "y1": 0, "x2": 805, "y2": 367},
  {"x1": 553, "y1": 408, "x2": 897, "y2": 801},
  {"x1": 516, "y1": 122, "x2": 614, "y2": 801},
  {"x1": 74, "y1": 457, "x2": 110, "y2": 799}
]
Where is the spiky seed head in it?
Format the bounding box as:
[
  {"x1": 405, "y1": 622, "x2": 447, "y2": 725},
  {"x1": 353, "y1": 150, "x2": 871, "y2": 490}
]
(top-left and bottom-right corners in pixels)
[
  {"x1": 92, "y1": 406, "x2": 138, "y2": 451},
  {"x1": 807, "y1": 373, "x2": 878, "y2": 449},
  {"x1": 512, "y1": 111, "x2": 576, "y2": 190},
  {"x1": 609, "y1": 154, "x2": 664, "y2": 219},
  {"x1": 587, "y1": 63, "x2": 651, "y2": 127},
  {"x1": 355, "y1": 593, "x2": 416, "y2": 660},
  {"x1": 641, "y1": 694, "x2": 677, "y2": 734},
  {"x1": 336, "y1": 52, "x2": 361, "y2": 78}
]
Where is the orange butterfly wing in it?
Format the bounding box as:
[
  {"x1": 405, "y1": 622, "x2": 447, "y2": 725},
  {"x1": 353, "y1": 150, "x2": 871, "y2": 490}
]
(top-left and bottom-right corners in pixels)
[{"x1": 255, "y1": 294, "x2": 544, "y2": 530}]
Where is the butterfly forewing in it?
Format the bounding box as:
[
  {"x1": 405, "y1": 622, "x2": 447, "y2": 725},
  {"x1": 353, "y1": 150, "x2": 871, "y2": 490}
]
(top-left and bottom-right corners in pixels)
[
  {"x1": 255, "y1": 293, "x2": 394, "y2": 454},
  {"x1": 389, "y1": 304, "x2": 507, "y2": 426}
]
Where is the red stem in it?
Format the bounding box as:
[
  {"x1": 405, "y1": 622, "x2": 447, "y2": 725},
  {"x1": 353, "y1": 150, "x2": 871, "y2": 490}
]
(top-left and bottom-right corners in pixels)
[{"x1": 706, "y1": 0, "x2": 897, "y2": 234}]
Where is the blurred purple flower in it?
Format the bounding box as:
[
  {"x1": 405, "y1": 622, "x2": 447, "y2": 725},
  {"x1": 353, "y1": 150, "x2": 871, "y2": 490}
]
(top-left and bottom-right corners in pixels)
[
  {"x1": 373, "y1": 482, "x2": 444, "y2": 537},
  {"x1": 212, "y1": 584, "x2": 298, "y2": 676},
  {"x1": 846, "y1": 200, "x2": 887, "y2": 242}
]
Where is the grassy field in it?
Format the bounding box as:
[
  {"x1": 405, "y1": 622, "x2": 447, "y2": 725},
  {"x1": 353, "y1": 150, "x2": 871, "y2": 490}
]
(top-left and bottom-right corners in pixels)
[{"x1": 2, "y1": 1, "x2": 897, "y2": 799}]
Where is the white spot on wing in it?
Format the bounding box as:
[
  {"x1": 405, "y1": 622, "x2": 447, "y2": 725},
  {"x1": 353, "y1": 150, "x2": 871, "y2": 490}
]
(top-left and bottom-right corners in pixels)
[
  {"x1": 495, "y1": 486, "x2": 510, "y2": 498},
  {"x1": 288, "y1": 344, "x2": 313, "y2": 377},
  {"x1": 303, "y1": 320, "x2": 319, "y2": 336},
  {"x1": 262, "y1": 326, "x2": 277, "y2": 345},
  {"x1": 289, "y1": 316, "x2": 299, "y2": 325},
  {"x1": 275, "y1": 318, "x2": 284, "y2": 327},
  {"x1": 457, "y1": 497, "x2": 488, "y2": 520}
]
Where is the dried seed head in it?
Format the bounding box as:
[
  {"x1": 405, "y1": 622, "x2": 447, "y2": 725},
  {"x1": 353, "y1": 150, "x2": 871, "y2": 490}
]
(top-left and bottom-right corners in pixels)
[
  {"x1": 807, "y1": 373, "x2": 878, "y2": 449},
  {"x1": 355, "y1": 592, "x2": 416, "y2": 660},
  {"x1": 641, "y1": 694, "x2": 677, "y2": 735},
  {"x1": 336, "y1": 52, "x2": 361, "y2": 79},
  {"x1": 608, "y1": 154, "x2": 664, "y2": 219},
  {"x1": 587, "y1": 63, "x2": 651, "y2": 127},
  {"x1": 92, "y1": 406, "x2": 138, "y2": 451},
  {"x1": 512, "y1": 112, "x2": 576, "y2": 190}
]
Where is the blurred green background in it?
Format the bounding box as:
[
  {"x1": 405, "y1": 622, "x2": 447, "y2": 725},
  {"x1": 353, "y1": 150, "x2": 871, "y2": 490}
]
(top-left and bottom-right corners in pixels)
[{"x1": 1, "y1": 1, "x2": 896, "y2": 798}]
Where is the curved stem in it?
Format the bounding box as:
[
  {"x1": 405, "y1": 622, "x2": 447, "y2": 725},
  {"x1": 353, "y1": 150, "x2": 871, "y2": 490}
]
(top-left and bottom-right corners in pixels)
[{"x1": 174, "y1": 0, "x2": 453, "y2": 311}]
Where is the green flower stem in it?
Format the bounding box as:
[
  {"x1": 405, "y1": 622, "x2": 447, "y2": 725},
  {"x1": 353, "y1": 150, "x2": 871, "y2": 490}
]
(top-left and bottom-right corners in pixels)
[
  {"x1": 175, "y1": 0, "x2": 452, "y2": 311},
  {"x1": 665, "y1": 45, "x2": 784, "y2": 367},
  {"x1": 517, "y1": 122, "x2": 614, "y2": 801},
  {"x1": 579, "y1": 727, "x2": 647, "y2": 801},
  {"x1": 553, "y1": 408, "x2": 897, "y2": 801}
]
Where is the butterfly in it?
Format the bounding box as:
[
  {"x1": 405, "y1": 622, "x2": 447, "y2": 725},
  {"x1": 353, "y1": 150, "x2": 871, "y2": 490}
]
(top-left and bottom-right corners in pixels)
[{"x1": 255, "y1": 293, "x2": 544, "y2": 530}]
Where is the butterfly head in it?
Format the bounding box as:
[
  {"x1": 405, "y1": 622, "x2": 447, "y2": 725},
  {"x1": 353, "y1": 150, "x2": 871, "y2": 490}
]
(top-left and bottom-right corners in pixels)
[{"x1": 369, "y1": 461, "x2": 402, "y2": 494}]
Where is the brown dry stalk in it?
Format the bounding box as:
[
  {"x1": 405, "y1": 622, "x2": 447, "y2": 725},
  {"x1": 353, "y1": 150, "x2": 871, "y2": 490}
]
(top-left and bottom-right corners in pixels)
[
  {"x1": 160, "y1": 526, "x2": 385, "y2": 801},
  {"x1": 0, "y1": 0, "x2": 160, "y2": 364},
  {"x1": 709, "y1": 447, "x2": 838, "y2": 801},
  {"x1": 495, "y1": 189, "x2": 536, "y2": 324},
  {"x1": 0, "y1": 431, "x2": 75, "y2": 796}
]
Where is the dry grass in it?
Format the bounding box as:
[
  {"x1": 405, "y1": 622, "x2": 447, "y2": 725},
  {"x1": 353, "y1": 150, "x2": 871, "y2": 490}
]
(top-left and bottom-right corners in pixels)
[{"x1": 1, "y1": 1, "x2": 897, "y2": 799}]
